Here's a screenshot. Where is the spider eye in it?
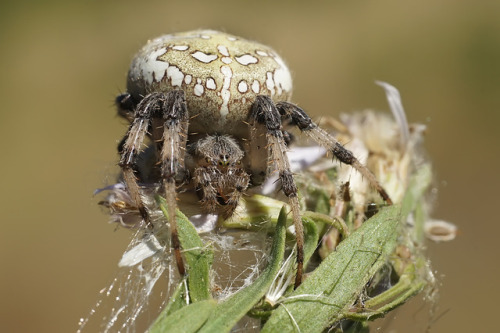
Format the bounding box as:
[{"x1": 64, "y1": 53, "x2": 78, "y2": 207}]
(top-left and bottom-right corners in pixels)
[{"x1": 218, "y1": 154, "x2": 230, "y2": 166}]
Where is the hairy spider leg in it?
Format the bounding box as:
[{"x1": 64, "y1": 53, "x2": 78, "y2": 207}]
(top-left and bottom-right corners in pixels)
[
  {"x1": 159, "y1": 90, "x2": 189, "y2": 276},
  {"x1": 118, "y1": 90, "x2": 188, "y2": 277},
  {"x1": 251, "y1": 96, "x2": 305, "y2": 289},
  {"x1": 118, "y1": 93, "x2": 162, "y2": 224},
  {"x1": 193, "y1": 166, "x2": 220, "y2": 213},
  {"x1": 219, "y1": 167, "x2": 251, "y2": 218},
  {"x1": 193, "y1": 161, "x2": 250, "y2": 219},
  {"x1": 276, "y1": 102, "x2": 393, "y2": 205}
]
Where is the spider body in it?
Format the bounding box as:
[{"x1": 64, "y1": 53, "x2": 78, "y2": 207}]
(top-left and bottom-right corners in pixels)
[
  {"x1": 116, "y1": 30, "x2": 391, "y2": 287},
  {"x1": 125, "y1": 30, "x2": 292, "y2": 136}
]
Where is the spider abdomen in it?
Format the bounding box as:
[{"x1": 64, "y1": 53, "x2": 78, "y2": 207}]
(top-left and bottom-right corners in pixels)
[{"x1": 127, "y1": 30, "x2": 293, "y2": 135}]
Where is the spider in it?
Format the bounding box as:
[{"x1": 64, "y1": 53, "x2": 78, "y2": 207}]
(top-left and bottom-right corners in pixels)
[{"x1": 115, "y1": 30, "x2": 392, "y2": 288}]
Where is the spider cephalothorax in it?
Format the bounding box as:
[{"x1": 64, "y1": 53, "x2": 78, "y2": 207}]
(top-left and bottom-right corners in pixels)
[
  {"x1": 116, "y1": 30, "x2": 391, "y2": 287},
  {"x1": 189, "y1": 134, "x2": 250, "y2": 219}
]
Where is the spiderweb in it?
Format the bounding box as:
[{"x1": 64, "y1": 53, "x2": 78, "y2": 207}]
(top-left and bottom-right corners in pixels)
[{"x1": 77, "y1": 206, "x2": 274, "y2": 332}]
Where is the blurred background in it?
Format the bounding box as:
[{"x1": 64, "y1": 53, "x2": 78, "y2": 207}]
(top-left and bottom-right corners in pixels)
[{"x1": 1, "y1": 0, "x2": 498, "y2": 332}]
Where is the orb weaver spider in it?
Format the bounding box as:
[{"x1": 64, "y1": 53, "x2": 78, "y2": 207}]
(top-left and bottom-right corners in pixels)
[{"x1": 115, "y1": 30, "x2": 392, "y2": 288}]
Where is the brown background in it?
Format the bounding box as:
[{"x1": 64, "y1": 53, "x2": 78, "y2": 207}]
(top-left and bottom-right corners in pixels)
[{"x1": 1, "y1": 0, "x2": 498, "y2": 332}]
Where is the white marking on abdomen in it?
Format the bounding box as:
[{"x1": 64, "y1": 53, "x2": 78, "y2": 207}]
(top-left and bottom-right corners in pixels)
[
  {"x1": 252, "y1": 80, "x2": 260, "y2": 93},
  {"x1": 166, "y1": 65, "x2": 184, "y2": 87},
  {"x1": 136, "y1": 47, "x2": 168, "y2": 84},
  {"x1": 217, "y1": 45, "x2": 229, "y2": 56},
  {"x1": 220, "y1": 66, "x2": 233, "y2": 117},
  {"x1": 206, "y1": 78, "x2": 216, "y2": 90},
  {"x1": 235, "y1": 54, "x2": 258, "y2": 65},
  {"x1": 272, "y1": 56, "x2": 293, "y2": 95},
  {"x1": 172, "y1": 45, "x2": 189, "y2": 51},
  {"x1": 238, "y1": 81, "x2": 248, "y2": 93},
  {"x1": 266, "y1": 72, "x2": 275, "y2": 95},
  {"x1": 191, "y1": 51, "x2": 218, "y2": 63},
  {"x1": 184, "y1": 74, "x2": 192, "y2": 85},
  {"x1": 194, "y1": 81, "x2": 204, "y2": 96}
]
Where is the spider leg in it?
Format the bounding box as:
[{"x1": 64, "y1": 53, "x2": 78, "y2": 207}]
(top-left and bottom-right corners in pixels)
[
  {"x1": 193, "y1": 166, "x2": 221, "y2": 213},
  {"x1": 118, "y1": 91, "x2": 188, "y2": 277},
  {"x1": 220, "y1": 167, "x2": 250, "y2": 219},
  {"x1": 159, "y1": 90, "x2": 189, "y2": 276},
  {"x1": 116, "y1": 92, "x2": 136, "y2": 122},
  {"x1": 193, "y1": 165, "x2": 249, "y2": 219},
  {"x1": 118, "y1": 92, "x2": 163, "y2": 225},
  {"x1": 251, "y1": 95, "x2": 305, "y2": 288},
  {"x1": 277, "y1": 102, "x2": 393, "y2": 205},
  {"x1": 193, "y1": 164, "x2": 249, "y2": 219}
]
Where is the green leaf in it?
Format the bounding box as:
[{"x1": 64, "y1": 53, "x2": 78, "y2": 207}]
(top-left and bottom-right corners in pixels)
[
  {"x1": 155, "y1": 195, "x2": 214, "y2": 303},
  {"x1": 262, "y1": 205, "x2": 401, "y2": 332},
  {"x1": 302, "y1": 216, "x2": 320, "y2": 268},
  {"x1": 344, "y1": 257, "x2": 427, "y2": 321},
  {"x1": 158, "y1": 279, "x2": 189, "y2": 318},
  {"x1": 197, "y1": 205, "x2": 288, "y2": 333},
  {"x1": 221, "y1": 194, "x2": 291, "y2": 231},
  {"x1": 149, "y1": 299, "x2": 217, "y2": 333}
]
